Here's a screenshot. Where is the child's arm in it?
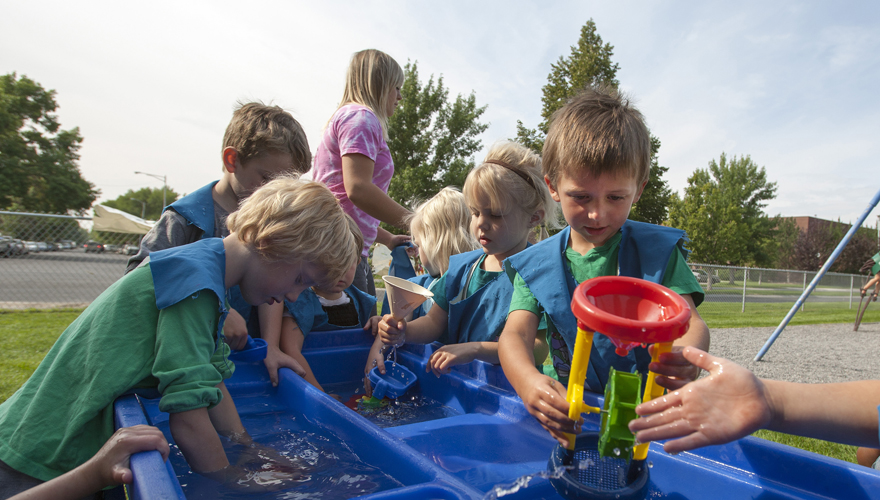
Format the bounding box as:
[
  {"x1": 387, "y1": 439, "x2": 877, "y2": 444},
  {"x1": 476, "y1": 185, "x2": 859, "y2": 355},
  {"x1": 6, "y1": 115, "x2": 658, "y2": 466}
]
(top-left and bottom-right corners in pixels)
[
  {"x1": 364, "y1": 334, "x2": 388, "y2": 397},
  {"x1": 278, "y1": 316, "x2": 324, "y2": 392},
  {"x1": 651, "y1": 293, "x2": 710, "y2": 390},
  {"x1": 377, "y1": 305, "x2": 448, "y2": 346},
  {"x1": 428, "y1": 333, "x2": 549, "y2": 377},
  {"x1": 169, "y1": 406, "x2": 231, "y2": 474},
  {"x1": 222, "y1": 309, "x2": 249, "y2": 351},
  {"x1": 498, "y1": 310, "x2": 578, "y2": 448},
  {"x1": 9, "y1": 425, "x2": 169, "y2": 500},
  {"x1": 261, "y1": 306, "x2": 306, "y2": 387},
  {"x1": 342, "y1": 153, "x2": 411, "y2": 229},
  {"x1": 629, "y1": 347, "x2": 880, "y2": 453},
  {"x1": 376, "y1": 226, "x2": 411, "y2": 250}
]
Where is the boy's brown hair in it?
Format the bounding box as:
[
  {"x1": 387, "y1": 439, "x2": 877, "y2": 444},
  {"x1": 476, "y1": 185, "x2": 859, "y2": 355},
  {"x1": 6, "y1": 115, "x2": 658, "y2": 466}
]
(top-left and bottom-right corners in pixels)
[
  {"x1": 543, "y1": 84, "x2": 651, "y2": 188},
  {"x1": 222, "y1": 101, "x2": 312, "y2": 174}
]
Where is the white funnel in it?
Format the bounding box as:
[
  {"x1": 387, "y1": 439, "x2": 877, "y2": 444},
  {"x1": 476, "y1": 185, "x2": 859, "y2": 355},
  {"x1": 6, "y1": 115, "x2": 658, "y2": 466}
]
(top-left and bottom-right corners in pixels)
[{"x1": 382, "y1": 276, "x2": 433, "y2": 321}]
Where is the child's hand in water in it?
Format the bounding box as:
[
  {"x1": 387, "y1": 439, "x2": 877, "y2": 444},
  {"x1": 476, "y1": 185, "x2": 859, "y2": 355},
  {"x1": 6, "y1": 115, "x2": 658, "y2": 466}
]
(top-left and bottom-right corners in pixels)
[
  {"x1": 427, "y1": 344, "x2": 477, "y2": 377},
  {"x1": 377, "y1": 314, "x2": 406, "y2": 347},
  {"x1": 649, "y1": 345, "x2": 702, "y2": 390}
]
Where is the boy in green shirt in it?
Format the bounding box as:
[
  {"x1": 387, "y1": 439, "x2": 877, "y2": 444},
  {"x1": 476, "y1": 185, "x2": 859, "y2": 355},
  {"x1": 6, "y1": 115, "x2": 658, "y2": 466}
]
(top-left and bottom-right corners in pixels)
[
  {"x1": 0, "y1": 177, "x2": 360, "y2": 495},
  {"x1": 498, "y1": 85, "x2": 710, "y2": 448}
]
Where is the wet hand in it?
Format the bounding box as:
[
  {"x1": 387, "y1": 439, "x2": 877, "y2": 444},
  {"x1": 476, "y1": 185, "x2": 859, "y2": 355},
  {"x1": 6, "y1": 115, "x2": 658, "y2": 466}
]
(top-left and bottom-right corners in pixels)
[
  {"x1": 377, "y1": 314, "x2": 405, "y2": 347},
  {"x1": 521, "y1": 375, "x2": 581, "y2": 447},
  {"x1": 89, "y1": 425, "x2": 169, "y2": 486},
  {"x1": 650, "y1": 345, "x2": 702, "y2": 390},
  {"x1": 629, "y1": 347, "x2": 773, "y2": 454},
  {"x1": 427, "y1": 344, "x2": 476, "y2": 377}
]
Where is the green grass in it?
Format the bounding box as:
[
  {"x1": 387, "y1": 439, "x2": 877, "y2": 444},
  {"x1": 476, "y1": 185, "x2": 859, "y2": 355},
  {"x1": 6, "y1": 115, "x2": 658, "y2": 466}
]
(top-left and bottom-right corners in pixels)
[
  {"x1": 0, "y1": 308, "x2": 82, "y2": 403},
  {"x1": 0, "y1": 306, "x2": 868, "y2": 465},
  {"x1": 699, "y1": 301, "x2": 880, "y2": 328}
]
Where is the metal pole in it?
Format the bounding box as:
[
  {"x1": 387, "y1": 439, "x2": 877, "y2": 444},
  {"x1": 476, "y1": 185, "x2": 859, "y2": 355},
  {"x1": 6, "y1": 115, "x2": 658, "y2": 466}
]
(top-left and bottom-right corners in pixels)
[
  {"x1": 801, "y1": 272, "x2": 807, "y2": 312},
  {"x1": 850, "y1": 275, "x2": 854, "y2": 309},
  {"x1": 741, "y1": 268, "x2": 748, "y2": 313},
  {"x1": 755, "y1": 187, "x2": 880, "y2": 361}
]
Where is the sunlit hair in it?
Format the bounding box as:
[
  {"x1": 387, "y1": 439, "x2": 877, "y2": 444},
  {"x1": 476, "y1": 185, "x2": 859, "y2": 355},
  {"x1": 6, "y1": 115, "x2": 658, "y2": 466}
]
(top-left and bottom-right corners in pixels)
[
  {"x1": 462, "y1": 141, "x2": 559, "y2": 234},
  {"x1": 222, "y1": 101, "x2": 312, "y2": 174},
  {"x1": 337, "y1": 49, "x2": 404, "y2": 140},
  {"x1": 543, "y1": 84, "x2": 651, "y2": 188},
  {"x1": 406, "y1": 187, "x2": 479, "y2": 277},
  {"x1": 226, "y1": 176, "x2": 359, "y2": 289}
]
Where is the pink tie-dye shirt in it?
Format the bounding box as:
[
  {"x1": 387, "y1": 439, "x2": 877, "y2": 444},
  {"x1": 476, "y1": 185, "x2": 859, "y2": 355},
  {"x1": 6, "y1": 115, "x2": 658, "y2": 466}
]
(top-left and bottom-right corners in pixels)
[{"x1": 313, "y1": 104, "x2": 394, "y2": 257}]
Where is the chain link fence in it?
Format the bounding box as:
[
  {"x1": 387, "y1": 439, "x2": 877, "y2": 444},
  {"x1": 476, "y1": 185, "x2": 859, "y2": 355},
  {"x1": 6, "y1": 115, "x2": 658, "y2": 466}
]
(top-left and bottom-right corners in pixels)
[
  {"x1": 691, "y1": 263, "x2": 868, "y2": 313},
  {"x1": 0, "y1": 211, "x2": 143, "y2": 310}
]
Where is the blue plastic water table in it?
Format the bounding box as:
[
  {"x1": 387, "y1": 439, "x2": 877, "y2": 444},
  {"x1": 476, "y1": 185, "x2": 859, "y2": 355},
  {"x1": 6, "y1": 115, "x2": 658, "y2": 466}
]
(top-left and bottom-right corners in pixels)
[{"x1": 112, "y1": 329, "x2": 880, "y2": 499}]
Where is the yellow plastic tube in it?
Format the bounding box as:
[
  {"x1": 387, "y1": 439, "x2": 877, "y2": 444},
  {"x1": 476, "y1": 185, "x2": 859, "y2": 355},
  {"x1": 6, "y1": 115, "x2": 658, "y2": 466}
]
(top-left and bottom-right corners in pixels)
[
  {"x1": 564, "y1": 327, "x2": 602, "y2": 450},
  {"x1": 633, "y1": 341, "x2": 672, "y2": 460}
]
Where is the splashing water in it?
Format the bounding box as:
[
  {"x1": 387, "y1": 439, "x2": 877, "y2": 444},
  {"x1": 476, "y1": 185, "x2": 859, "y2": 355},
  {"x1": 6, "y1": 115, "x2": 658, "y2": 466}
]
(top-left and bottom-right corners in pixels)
[{"x1": 482, "y1": 467, "x2": 568, "y2": 499}]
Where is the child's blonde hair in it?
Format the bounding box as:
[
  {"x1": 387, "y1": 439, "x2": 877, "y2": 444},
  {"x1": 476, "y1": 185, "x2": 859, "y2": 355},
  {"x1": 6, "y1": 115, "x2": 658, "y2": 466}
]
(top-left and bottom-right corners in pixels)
[
  {"x1": 543, "y1": 84, "x2": 651, "y2": 188},
  {"x1": 406, "y1": 187, "x2": 479, "y2": 276},
  {"x1": 462, "y1": 141, "x2": 559, "y2": 232},
  {"x1": 338, "y1": 49, "x2": 404, "y2": 140},
  {"x1": 227, "y1": 176, "x2": 359, "y2": 289},
  {"x1": 222, "y1": 101, "x2": 312, "y2": 174}
]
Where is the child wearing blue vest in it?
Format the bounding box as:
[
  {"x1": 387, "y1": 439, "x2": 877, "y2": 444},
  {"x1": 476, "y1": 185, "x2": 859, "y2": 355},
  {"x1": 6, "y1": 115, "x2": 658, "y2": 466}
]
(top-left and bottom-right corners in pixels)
[
  {"x1": 125, "y1": 102, "x2": 311, "y2": 358},
  {"x1": 377, "y1": 142, "x2": 556, "y2": 377},
  {"x1": 365, "y1": 187, "x2": 479, "y2": 383},
  {"x1": 498, "y1": 86, "x2": 710, "y2": 448},
  {"x1": 0, "y1": 178, "x2": 360, "y2": 495},
  {"x1": 266, "y1": 218, "x2": 377, "y2": 392}
]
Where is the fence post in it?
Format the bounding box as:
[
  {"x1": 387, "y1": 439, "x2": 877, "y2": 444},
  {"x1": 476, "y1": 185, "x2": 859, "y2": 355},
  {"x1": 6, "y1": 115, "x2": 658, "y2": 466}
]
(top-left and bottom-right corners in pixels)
[
  {"x1": 850, "y1": 275, "x2": 854, "y2": 309},
  {"x1": 741, "y1": 268, "x2": 748, "y2": 313},
  {"x1": 801, "y1": 272, "x2": 807, "y2": 312}
]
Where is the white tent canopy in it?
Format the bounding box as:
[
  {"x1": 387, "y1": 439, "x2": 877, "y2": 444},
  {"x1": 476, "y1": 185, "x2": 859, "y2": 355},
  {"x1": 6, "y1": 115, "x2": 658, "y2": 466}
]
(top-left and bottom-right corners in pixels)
[{"x1": 92, "y1": 204, "x2": 154, "y2": 234}]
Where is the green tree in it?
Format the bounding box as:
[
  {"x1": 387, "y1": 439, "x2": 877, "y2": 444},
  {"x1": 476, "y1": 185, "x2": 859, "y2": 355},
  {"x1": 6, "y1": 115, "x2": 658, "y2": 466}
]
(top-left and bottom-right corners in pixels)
[
  {"x1": 0, "y1": 73, "x2": 98, "y2": 214},
  {"x1": 386, "y1": 61, "x2": 488, "y2": 211},
  {"x1": 513, "y1": 20, "x2": 671, "y2": 224},
  {"x1": 668, "y1": 153, "x2": 778, "y2": 266},
  {"x1": 102, "y1": 187, "x2": 180, "y2": 220}
]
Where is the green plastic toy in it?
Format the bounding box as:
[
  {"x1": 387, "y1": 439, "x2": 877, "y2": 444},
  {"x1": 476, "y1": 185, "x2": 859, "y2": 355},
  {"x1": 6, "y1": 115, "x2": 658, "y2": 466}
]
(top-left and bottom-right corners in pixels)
[{"x1": 598, "y1": 368, "x2": 642, "y2": 458}]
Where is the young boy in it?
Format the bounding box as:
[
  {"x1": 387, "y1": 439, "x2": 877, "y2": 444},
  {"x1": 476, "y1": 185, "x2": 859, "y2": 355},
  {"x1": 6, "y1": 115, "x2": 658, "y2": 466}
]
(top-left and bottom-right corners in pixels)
[
  {"x1": 0, "y1": 178, "x2": 360, "y2": 496},
  {"x1": 126, "y1": 101, "x2": 312, "y2": 354},
  {"x1": 497, "y1": 85, "x2": 710, "y2": 448}
]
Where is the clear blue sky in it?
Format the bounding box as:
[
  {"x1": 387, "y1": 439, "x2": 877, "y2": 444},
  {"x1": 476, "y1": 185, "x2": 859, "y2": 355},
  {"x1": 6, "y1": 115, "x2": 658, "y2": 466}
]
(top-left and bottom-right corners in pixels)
[{"x1": 3, "y1": 1, "x2": 879, "y2": 225}]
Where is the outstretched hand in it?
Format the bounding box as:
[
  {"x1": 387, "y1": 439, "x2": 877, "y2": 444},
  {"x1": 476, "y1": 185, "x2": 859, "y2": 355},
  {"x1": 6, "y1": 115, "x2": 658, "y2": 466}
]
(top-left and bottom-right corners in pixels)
[{"x1": 629, "y1": 347, "x2": 774, "y2": 454}]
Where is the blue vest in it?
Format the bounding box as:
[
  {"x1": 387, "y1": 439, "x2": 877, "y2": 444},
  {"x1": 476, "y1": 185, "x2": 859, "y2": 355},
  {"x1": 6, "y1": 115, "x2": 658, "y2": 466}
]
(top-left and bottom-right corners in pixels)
[
  {"x1": 388, "y1": 243, "x2": 418, "y2": 280},
  {"x1": 166, "y1": 180, "x2": 251, "y2": 325},
  {"x1": 149, "y1": 238, "x2": 229, "y2": 345},
  {"x1": 380, "y1": 274, "x2": 436, "y2": 321},
  {"x1": 504, "y1": 221, "x2": 687, "y2": 391},
  {"x1": 445, "y1": 248, "x2": 523, "y2": 344},
  {"x1": 286, "y1": 286, "x2": 377, "y2": 336}
]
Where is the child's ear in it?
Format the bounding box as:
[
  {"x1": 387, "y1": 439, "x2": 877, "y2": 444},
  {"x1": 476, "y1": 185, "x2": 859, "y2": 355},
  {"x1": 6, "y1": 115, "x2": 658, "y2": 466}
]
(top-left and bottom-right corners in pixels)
[
  {"x1": 222, "y1": 147, "x2": 240, "y2": 173},
  {"x1": 633, "y1": 179, "x2": 648, "y2": 203},
  {"x1": 529, "y1": 209, "x2": 545, "y2": 228},
  {"x1": 544, "y1": 175, "x2": 561, "y2": 203}
]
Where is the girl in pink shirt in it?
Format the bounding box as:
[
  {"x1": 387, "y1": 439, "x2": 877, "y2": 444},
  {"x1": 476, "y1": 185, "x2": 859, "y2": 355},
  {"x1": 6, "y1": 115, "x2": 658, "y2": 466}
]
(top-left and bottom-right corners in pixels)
[{"x1": 313, "y1": 48, "x2": 412, "y2": 301}]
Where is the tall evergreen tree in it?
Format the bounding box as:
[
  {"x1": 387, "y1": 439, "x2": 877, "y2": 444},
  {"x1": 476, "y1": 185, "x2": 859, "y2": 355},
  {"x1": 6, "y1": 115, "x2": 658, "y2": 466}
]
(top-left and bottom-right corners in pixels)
[{"x1": 514, "y1": 20, "x2": 671, "y2": 224}]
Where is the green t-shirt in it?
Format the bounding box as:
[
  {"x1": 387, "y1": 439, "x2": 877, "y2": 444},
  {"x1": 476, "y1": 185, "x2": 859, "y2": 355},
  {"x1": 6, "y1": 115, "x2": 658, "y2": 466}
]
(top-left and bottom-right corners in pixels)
[
  {"x1": 0, "y1": 264, "x2": 233, "y2": 481},
  {"x1": 432, "y1": 253, "x2": 502, "y2": 312},
  {"x1": 508, "y1": 231, "x2": 703, "y2": 383}
]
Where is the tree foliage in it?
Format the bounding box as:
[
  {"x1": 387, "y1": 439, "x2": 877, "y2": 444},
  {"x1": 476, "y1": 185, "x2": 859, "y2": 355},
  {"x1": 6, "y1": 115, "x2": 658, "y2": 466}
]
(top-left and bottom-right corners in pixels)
[
  {"x1": 102, "y1": 187, "x2": 180, "y2": 220},
  {"x1": 780, "y1": 220, "x2": 878, "y2": 274},
  {"x1": 668, "y1": 153, "x2": 778, "y2": 266},
  {"x1": 386, "y1": 61, "x2": 488, "y2": 210},
  {"x1": 513, "y1": 20, "x2": 671, "y2": 224},
  {"x1": 0, "y1": 73, "x2": 98, "y2": 214}
]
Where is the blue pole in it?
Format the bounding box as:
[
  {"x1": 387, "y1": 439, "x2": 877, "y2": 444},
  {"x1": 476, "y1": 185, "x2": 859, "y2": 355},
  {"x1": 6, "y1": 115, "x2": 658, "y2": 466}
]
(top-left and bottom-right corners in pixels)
[{"x1": 755, "y1": 187, "x2": 880, "y2": 361}]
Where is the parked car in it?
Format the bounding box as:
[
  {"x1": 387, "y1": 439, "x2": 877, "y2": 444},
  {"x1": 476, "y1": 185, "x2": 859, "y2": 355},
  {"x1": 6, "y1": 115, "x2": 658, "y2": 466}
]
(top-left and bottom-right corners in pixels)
[
  {"x1": 84, "y1": 241, "x2": 105, "y2": 253},
  {"x1": 0, "y1": 236, "x2": 11, "y2": 257},
  {"x1": 103, "y1": 244, "x2": 120, "y2": 253},
  {"x1": 25, "y1": 241, "x2": 39, "y2": 253},
  {"x1": 11, "y1": 239, "x2": 27, "y2": 256},
  {"x1": 692, "y1": 269, "x2": 721, "y2": 284},
  {"x1": 58, "y1": 240, "x2": 76, "y2": 250},
  {"x1": 122, "y1": 244, "x2": 139, "y2": 255}
]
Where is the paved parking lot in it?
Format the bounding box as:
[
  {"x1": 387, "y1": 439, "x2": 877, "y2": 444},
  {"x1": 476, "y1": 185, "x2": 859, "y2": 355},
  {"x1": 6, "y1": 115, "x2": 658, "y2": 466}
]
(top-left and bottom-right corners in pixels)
[{"x1": 0, "y1": 251, "x2": 129, "y2": 308}]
